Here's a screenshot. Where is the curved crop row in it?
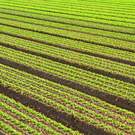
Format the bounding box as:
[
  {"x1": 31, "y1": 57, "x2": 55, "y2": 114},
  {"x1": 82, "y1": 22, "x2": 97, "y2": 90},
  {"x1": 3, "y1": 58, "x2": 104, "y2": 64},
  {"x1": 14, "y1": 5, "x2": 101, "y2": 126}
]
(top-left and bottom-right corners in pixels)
[
  {"x1": 3, "y1": 0, "x2": 135, "y2": 13},
  {"x1": 7, "y1": 0, "x2": 135, "y2": 10},
  {"x1": 1, "y1": 12, "x2": 135, "y2": 43},
  {"x1": 1, "y1": 24, "x2": 135, "y2": 65},
  {"x1": 1, "y1": 0, "x2": 135, "y2": 25},
  {"x1": 0, "y1": 46, "x2": 135, "y2": 103},
  {"x1": 0, "y1": 93, "x2": 80, "y2": 135},
  {"x1": 0, "y1": 4, "x2": 134, "y2": 34},
  {"x1": 0, "y1": 0, "x2": 135, "y2": 134},
  {"x1": 1, "y1": 34, "x2": 135, "y2": 81},
  {"x1": 8, "y1": 0, "x2": 135, "y2": 19},
  {"x1": 0, "y1": 64, "x2": 135, "y2": 135},
  {"x1": 1, "y1": 0, "x2": 135, "y2": 28},
  {"x1": 45, "y1": 0, "x2": 135, "y2": 10},
  {"x1": 1, "y1": 19, "x2": 135, "y2": 53},
  {"x1": 0, "y1": 64, "x2": 134, "y2": 119}
]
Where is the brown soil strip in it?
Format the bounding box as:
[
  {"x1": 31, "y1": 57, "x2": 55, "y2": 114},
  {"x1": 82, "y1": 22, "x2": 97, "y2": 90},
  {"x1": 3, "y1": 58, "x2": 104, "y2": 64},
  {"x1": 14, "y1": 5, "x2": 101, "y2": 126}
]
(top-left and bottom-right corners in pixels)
[
  {"x1": 1, "y1": 2, "x2": 135, "y2": 28},
  {"x1": 1, "y1": 23, "x2": 135, "y2": 54},
  {"x1": 1, "y1": 14, "x2": 135, "y2": 43},
  {"x1": 0, "y1": 85, "x2": 111, "y2": 135},
  {"x1": 0, "y1": 58, "x2": 135, "y2": 113},
  {"x1": 1, "y1": 42, "x2": 135, "y2": 85},
  {"x1": 0, "y1": 7, "x2": 134, "y2": 35},
  {"x1": 2, "y1": 32, "x2": 135, "y2": 66}
]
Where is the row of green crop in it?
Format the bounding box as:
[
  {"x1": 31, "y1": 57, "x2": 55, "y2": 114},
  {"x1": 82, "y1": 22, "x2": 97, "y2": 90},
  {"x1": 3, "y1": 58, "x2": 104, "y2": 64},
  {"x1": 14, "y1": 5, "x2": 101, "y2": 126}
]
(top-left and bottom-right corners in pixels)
[
  {"x1": 1, "y1": 63, "x2": 134, "y2": 119},
  {"x1": 38, "y1": 0, "x2": 135, "y2": 15},
  {"x1": 1, "y1": 46, "x2": 135, "y2": 102},
  {"x1": 6, "y1": 0, "x2": 135, "y2": 18},
  {"x1": 13, "y1": 0, "x2": 135, "y2": 12},
  {"x1": 0, "y1": 93, "x2": 80, "y2": 135},
  {"x1": 1, "y1": 2, "x2": 135, "y2": 29},
  {"x1": 2, "y1": 21, "x2": 135, "y2": 62},
  {"x1": 2, "y1": 0, "x2": 135, "y2": 17},
  {"x1": 76, "y1": 0, "x2": 135, "y2": 8},
  {"x1": 61, "y1": 0, "x2": 135, "y2": 8},
  {"x1": 0, "y1": 110, "x2": 41, "y2": 134},
  {"x1": 1, "y1": 64, "x2": 135, "y2": 134},
  {"x1": 1, "y1": 2, "x2": 135, "y2": 28},
  {"x1": 1, "y1": 0, "x2": 135, "y2": 23},
  {"x1": 8, "y1": 0, "x2": 135, "y2": 9},
  {"x1": 1, "y1": 20, "x2": 135, "y2": 54},
  {"x1": 13, "y1": 1, "x2": 135, "y2": 18},
  {"x1": 1, "y1": 33, "x2": 135, "y2": 81},
  {"x1": 13, "y1": 1, "x2": 135, "y2": 23},
  {"x1": 1, "y1": 15, "x2": 135, "y2": 51},
  {"x1": 0, "y1": 13, "x2": 134, "y2": 55},
  {"x1": 50, "y1": 0, "x2": 135, "y2": 7},
  {"x1": 1, "y1": 11, "x2": 135, "y2": 43},
  {"x1": 0, "y1": 120, "x2": 22, "y2": 135},
  {"x1": 0, "y1": 6, "x2": 134, "y2": 35}
]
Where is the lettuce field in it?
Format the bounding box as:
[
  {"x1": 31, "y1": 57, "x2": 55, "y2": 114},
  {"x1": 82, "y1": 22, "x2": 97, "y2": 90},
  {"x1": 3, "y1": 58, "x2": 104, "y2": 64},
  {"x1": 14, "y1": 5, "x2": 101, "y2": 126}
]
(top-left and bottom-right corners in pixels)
[{"x1": 0, "y1": 0, "x2": 135, "y2": 134}]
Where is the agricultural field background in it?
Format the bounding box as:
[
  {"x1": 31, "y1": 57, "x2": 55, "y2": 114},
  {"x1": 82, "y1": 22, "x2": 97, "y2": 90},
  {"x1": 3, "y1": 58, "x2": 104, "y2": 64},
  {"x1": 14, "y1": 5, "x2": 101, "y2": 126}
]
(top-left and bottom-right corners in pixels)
[{"x1": 0, "y1": 0, "x2": 135, "y2": 134}]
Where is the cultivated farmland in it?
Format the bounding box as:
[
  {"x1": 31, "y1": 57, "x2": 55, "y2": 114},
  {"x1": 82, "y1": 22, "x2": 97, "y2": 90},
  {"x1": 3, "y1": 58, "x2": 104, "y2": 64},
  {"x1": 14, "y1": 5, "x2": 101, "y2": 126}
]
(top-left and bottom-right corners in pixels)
[{"x1": 0, "y1": 0, "x2": 135, "y2": 134}]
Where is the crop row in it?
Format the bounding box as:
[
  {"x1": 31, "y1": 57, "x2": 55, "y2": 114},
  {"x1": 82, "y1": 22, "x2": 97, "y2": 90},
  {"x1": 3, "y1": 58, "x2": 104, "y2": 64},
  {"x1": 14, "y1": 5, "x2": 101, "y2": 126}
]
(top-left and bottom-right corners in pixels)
[
  {"x1": 1, "y1": 21, "x2": 135, "y2": 63},
  {"x1": 10, "y1": 0, "x2": 135, "y2": 18},
  {"x1": 1, "y1": 0, "x2": 135, "y2": 27},
  {"x1": 75, "y1": 0, "x2": 135, "y2": 8},
  {"x1": 1, "y1": 45, "x2": 135, "y2": 103},
  {"x1": 1, "y1": 17, "x2": 135, "y2": 53},
  {"x1": 1, "y1": 0, "x2": 135, "y2": 19},
  {"x1": 47, "y1": 0, "x2": 135, "y2": 9},
  {"x1": 0, "y1": 93, "x2": 80, "y2": 135},
  {"x1": 3, "y1": 0, "x2": 135, "y2": 19},
  {"x1": 1, "y1": 11, "x2": 135, "y2": 43},
  {"x1": 1, "y1": 0, "x2": 135, "y2": 24},
  {"x1": 1, "y1": 0, "x2": 135, "y2": 134},
  {"x1": 0, "y1": 63, "x2": 135, "y2": 134},
  {"x1": 0, "y1": 4, "x2": 134, "y2": 35},
  {"x1": 0, "y1": 16, "x2": 134, "y2": 63},
  {"x1": 8, "y1": 0, "x2": 135, "y2": 10},
  {"x1": 1, "y1": 2, "x2": 134, "y2": 32},
  {"x1": 1, "y1": 63, "x2": 134, "y2": 119},
  {"x1": 1, "y1": 33, "x2": 135, "y2": 82},
  {"x1": 2, "y1": 1, "x2": 135, "y2": 23}
]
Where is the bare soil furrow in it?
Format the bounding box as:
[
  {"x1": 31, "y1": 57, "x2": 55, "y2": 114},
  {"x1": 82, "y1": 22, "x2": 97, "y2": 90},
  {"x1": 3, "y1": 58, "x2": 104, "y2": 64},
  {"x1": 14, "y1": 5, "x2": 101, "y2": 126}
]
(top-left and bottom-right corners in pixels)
[
  {"x1": 1, "y1": 42, "x2": 135, "y2": 85},
  {"x1": 0, "y1": 58, "x2": 134, "y2": 112},
  {"x1": 0, "y1": 85, "x2": 110, "y2": 135}
]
